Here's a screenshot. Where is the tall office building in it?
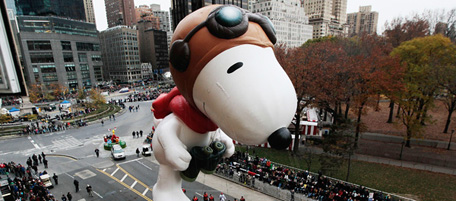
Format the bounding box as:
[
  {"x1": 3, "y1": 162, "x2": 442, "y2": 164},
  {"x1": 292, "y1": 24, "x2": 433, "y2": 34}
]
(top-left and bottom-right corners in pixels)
[
  {"x1": 84, "y1": 0, "x2": 96, "y2": 24},
  {"x1": 302, "y1": 0, "x2": 348, "y2": 38},
  {"x1": 104, "y1": 0, "x2": 136, "y2": 28},
  {"x1": 151, "y1": 4, "x2": 173, "y2": 46},
  {"x1": 15, "y1": 0, "x2": 86, "y2": 22},
  {"x1": 171, "y1": 0, "x2": 248, "y2": 31},
  {"x1": 99, "y1": 26, "x2": 141, "y2": 83},
  {"x1": 346, "y1": 6, "x2": 378, "y2": 36},
  {"x1": 251, "y1": 0, "x2": 312, "y2": 47},
  {"x1": 17, "y1": 16, "x2": 103, "y2": 90},
  {"x1": 135, "y1": 5, "x2": 160, "y2": 29},
  {"x1": 137, "y1": 21, "x2": 169, "y2": 71}
]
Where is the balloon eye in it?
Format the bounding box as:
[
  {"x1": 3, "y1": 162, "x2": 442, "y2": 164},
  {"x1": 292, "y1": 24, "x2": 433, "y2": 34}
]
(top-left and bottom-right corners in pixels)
[
  {"x1": 215, "y1": 7, "x2": 243, "y2": 27},
  {"x1": 227, "y1": 62, "x2": 243, "y2": 74}
]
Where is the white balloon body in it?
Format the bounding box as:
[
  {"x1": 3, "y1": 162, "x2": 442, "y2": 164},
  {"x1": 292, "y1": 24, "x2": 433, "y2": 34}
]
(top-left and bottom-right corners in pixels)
[{"x1": 152, "y1": 44, "x2": 296, "y2": 201}]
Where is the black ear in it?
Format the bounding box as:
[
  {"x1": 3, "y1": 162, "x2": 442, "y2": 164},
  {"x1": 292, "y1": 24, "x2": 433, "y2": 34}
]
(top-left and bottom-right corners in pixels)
[{"x1": 169, "y1": 39, "x2": 190, "y2": 72}]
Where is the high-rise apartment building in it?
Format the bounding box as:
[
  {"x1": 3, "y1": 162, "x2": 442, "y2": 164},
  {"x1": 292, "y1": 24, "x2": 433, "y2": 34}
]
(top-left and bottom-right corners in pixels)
[
  {"x1": 137, "y1": 21, "x2": 169, "y2": 72},
  {"x1": 171, "y1": 0, "x2": 248, "y2": 31},
  {"x1": 84, "y1": 0, "x2": 96, "y2": 24},
  {"x1": 99, "y1": 26, "x2": 141, "y2": 83},
  {"x1": 17, "y1": 16, "x2": 103, "y2": 90},
  {"x1": 346, "y1": 6, "x2": 378, "y2": 36},
  {"x1": 251, "y1": 0, "x2": 313, "y2": 47},
  {"x1": 104, "y1": 0, "x2": 136, "y2": 28},
  {"x1": 302, "y1": 0, "x2": 348, "y2": 38},
  {"x1": 151, "y1": 4, "x2": 173, "y2": 46},
  {"x1": 135, "y1": 5, "x2": 160, "y2": 29},
  {"x1": 15, "y1": 0, "x2": 86, "y2": 22}
]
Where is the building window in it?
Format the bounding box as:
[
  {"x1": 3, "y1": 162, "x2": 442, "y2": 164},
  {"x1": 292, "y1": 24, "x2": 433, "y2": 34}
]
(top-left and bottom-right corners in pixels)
[
  {"x1": 61, "y1": 41, "x2": 72, "y2": 50},
  {"x1": 80, "y1": 64, "x2": 89, "y2": 71},
  {"x1": 76, "y1": 42, "x2": 100, "y2": 51},
  {"x1": 30, "y1": 52, "x2": 54, "y2": 63},
  {"x1": 27, "y1": 40, "x2": 52, "y2": 51},
  {"x1": 91, "y1": 55, "x2": 102, "y2": 62},
  {"x1": 65, "y1": 64, "x2": 76, "y2": 72},
  {"x1": 40, "y1": 64, "x2": 57, "y2": 73},
  {"x1": 63, "y1": 52, "x2": 74, "y2": 62},
  {"x1": 81, "y1": 71, "x2": 90, "y2": 79},
  {"x1": 78, "y1": 53, "x2": 87, "y2": 62},
  {"x1": 67, "y1": 72, "x2": 78, "y2": 80},
  {"x1": 42, "y1": 73, "x2": 58, "y2": 82}
]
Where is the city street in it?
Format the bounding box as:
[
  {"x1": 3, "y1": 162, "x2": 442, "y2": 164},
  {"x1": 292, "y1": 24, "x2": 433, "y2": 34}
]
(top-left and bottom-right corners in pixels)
[{"x1": 0, "y1": 100, "x2": 248, "y2": 201}]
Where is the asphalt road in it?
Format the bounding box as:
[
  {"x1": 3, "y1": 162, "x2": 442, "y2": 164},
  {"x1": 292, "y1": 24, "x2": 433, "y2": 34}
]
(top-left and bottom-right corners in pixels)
[{"x1": 0, "y1": 100, "x2": 239, "y2": 201}]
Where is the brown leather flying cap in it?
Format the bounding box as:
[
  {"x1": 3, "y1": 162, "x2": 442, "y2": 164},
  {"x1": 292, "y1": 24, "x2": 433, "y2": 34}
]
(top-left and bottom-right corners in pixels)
[{"x1": 170, "y1": 5, "x2": 274, "y2": 109}]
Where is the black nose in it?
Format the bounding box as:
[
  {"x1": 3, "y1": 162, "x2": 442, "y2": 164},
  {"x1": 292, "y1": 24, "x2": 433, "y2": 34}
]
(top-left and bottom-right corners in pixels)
[{"x1": 268, "y1": 127, "x2": 292, "y2": 150}]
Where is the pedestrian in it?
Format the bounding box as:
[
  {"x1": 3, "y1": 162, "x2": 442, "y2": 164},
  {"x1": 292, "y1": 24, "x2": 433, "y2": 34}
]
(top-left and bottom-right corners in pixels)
[
  {"x1": 43, "y1": 158, "x2": 48, "y2": 168},
  {"x1": 209, "y1": 194, "x2": 214, "y2": 201},
  {"x1": 136, "y1": 148, "x2": 140, "y2": 157},
  {"x1": 53, "y1": 173, "x2": 58, "y2": 185},
  {"x1": 240, "y1": 196, "x2": 245, "y2": 201},
  {"x1": 95, "y1": 148, "x2": 100, "y2": 158},
  {"x1": 136, "y1": 131, "x2": 139, "y2": 137},
  {"x1": 86, "y1": 184, "x2": 93, "y2": 197},
  {"x1": 61, "y1": 194, "x2": 67, "y2": 201},
  {"x1": 203, "y1": 192, "x2": 208, "y2": 201},
  {"x1": 140, "y1": 130, "x2": 143, "y2": 137},
  {"x1": 67, "y1": 192, "x2": 73, "y2": 201},
  {"x1": 38, "y1": 154, "x2": 42, "y2": 164},
  {"x1": 112, "y1": 114, "x2": 115, "y2": 121},
  {"x1": 219, "y1": 192, "x2": 226, "y2": 201},
  {"x1": 41, "y1": 152, "x2": 46, "y2": 160},
  {"x1": 193, "y1": 196, "x2": 199, "y2": 201},
  {"x1": 101, "y1": 119, "x2": 104, "y2": 126},
  {"x1": 74, "y1": 179, "x2": 79, "y2": 192},
  {"x1": 132, "y1": 131, "x2": 136, "y2": 138},
  {"x1": 109, "y1": 115, "x2": 112, "y2": 121}
]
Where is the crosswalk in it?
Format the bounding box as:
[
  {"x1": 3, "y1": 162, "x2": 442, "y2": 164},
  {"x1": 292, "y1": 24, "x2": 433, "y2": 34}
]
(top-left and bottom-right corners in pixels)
[{"x1": 98, "y1": 163, "x2": 153, "y2": 201}]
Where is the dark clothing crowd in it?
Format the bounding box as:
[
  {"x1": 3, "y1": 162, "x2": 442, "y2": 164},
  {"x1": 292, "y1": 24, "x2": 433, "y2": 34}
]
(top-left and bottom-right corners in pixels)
[{"x1": 218, "y1": 151, "x2": 394, "y2": 201}]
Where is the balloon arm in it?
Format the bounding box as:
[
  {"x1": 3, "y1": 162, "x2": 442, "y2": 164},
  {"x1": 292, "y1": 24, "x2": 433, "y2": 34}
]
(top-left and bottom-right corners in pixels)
[
  {"x1": 156, "y1": 121, "x2": 192, "y2": 171},
  {"x1": 211, "y1": 129, "x2": 235, "y2": 158}
]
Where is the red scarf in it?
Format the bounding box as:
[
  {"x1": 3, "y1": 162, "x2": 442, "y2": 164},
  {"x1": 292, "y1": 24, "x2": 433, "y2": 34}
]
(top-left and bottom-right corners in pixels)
[{"x1": 152, "y1": 87, "x2": 218, "y2": 134}]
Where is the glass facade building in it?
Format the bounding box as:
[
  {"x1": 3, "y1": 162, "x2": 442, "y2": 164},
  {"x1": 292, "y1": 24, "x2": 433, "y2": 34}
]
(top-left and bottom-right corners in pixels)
[
  {"x1": 15, "y1": 0, "x2": 86, "y2": 22},
  {"x1": 17, "y1": 16, "x2": 103, "y2": 90}
]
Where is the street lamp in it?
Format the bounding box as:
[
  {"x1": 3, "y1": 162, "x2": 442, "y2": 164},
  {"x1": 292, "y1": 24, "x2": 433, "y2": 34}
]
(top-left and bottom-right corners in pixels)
[{"x1": 448, "y1": 129, "x2": 454, "y2": 150}]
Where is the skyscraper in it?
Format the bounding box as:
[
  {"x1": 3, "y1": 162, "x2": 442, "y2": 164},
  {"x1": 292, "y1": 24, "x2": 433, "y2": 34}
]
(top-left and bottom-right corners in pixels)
[
  {"x1": 99, "y1": 26, "x2": 141, "y2": 83},
  {"x1": 135, "y1": 5, "x2": 160, "y2": 29},
  {"x1": 251, "y1": 0, "x2": 313, "y2": 47},
  {"x1": 84, "y1": 0, "x2": 96, "y2": 24},
  {"x1": 15, "y1": 0, "x2": 86, "y2": 22},
  {"x1": 171, "y1": 0, "x2": 248, "y2": 31},
  {"x1": 302, "y1": 0, "x2": 348, "y2": 38},
  {"x1": 346, "y1": 6, "x2": 378, "y2": 36},
  {"x1": 104, "y1": 0, "x2": 136, "y2": 28}
]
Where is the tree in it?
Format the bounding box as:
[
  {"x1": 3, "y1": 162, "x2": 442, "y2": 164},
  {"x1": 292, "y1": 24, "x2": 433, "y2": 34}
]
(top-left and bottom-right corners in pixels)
[
  {"x1": 384, "y1": 16, "x2": 430, "y2": 123},
  {"x1": 77, "y1": 88, "x2": 87, "y2": 101},
  {"x1": 88, "y1": 89, "x2": 106, "y2": 108},
  {"x1": 49, "y1": 83, "x2": 67, "y2": 100},
  {"x1": 28, "y1": 84, "x2": 43, "y2": 103},
  {"x1": 391, "y1": 35, "x2": 454, "y2": 147}
]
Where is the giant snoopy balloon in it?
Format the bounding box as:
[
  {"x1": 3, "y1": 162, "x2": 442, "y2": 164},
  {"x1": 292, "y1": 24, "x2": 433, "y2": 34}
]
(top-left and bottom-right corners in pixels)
[{"x1": 151, "y1": 5, "x2": 297, "y2": 201}]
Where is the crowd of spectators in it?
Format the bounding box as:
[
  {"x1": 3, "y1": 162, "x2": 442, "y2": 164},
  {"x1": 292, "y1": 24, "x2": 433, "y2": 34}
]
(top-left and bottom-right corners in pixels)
[
  {"x1": 217, "y1": 150, "x2": 395, "y2": 201},
  {"x1": 0, "y1": 153, "x2": 56, "y2": 200},
  {"x1": 1, "y1": 96, "x2": 22, "y2": 106}
]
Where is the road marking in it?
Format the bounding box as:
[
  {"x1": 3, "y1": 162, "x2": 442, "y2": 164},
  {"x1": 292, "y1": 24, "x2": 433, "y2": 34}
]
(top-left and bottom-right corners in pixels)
[
  {"x1": 196, "y1": 192, "x2": 202, "y2": 196},
  {"x1": 96, "y1": 169, "x2": 153, "y2": 201},
  {"x1": 142, "y1": 188, "x2": 149, "y2": 196},
  {"x1": 102, "y1": 169, "x2": 106, "y2": 172},
  {"x1": 111, "y1": 168, "x2": 119, "y2": 176},
  {"x1": 136, "y1": 160, "x2": 153, "y2": 171},
  {"x1": 64, "y1": 173, "x2": 74, "y2": 179},
  {"x1": 29, "y1": 139, "x2": 40, "y2": 149},
  {"x1": 93, "y1": 190, "x2": 103, "y2": 198},
  {"x1": 130, "y1": 181, "x2": 137, "y2": 188},
  {"x1": 116, "y1": 164, "x2": 153, "y2": 191},
  {"x1": 118, "y1": 158, "x2": 142, "y2": 165},
  {"x1": 120, "y1": 174, "x2": 128, "y2": 182}
]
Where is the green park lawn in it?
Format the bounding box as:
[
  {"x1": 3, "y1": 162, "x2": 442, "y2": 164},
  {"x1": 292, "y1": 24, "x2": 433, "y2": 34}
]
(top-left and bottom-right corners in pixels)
[{"x1": 236, "y1": 146, "x2": 456, "y2": 201}]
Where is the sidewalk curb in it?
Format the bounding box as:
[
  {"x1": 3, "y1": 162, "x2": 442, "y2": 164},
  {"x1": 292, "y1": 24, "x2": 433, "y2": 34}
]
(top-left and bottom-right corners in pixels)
[{"x1": 46, "y1": 153, "x2": 79, "y2": 161}]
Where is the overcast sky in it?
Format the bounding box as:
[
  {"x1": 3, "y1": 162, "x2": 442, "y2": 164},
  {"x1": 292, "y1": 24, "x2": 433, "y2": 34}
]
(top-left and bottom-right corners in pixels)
[{"x1": 93, "y1": 0, "x2": 456, "y2": 34}]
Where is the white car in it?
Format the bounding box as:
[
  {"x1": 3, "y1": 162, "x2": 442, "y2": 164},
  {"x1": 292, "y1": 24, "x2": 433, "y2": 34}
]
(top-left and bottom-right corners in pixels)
[
  {"x1": 39, "y1": 174, "x2": 53, "y2": 188},
  {"x1": 111, "y1": 144, "x2": 126, "y2": 160},
  {"x1": 141, "y1": 145, "x2": 152, "y2": 156}
]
